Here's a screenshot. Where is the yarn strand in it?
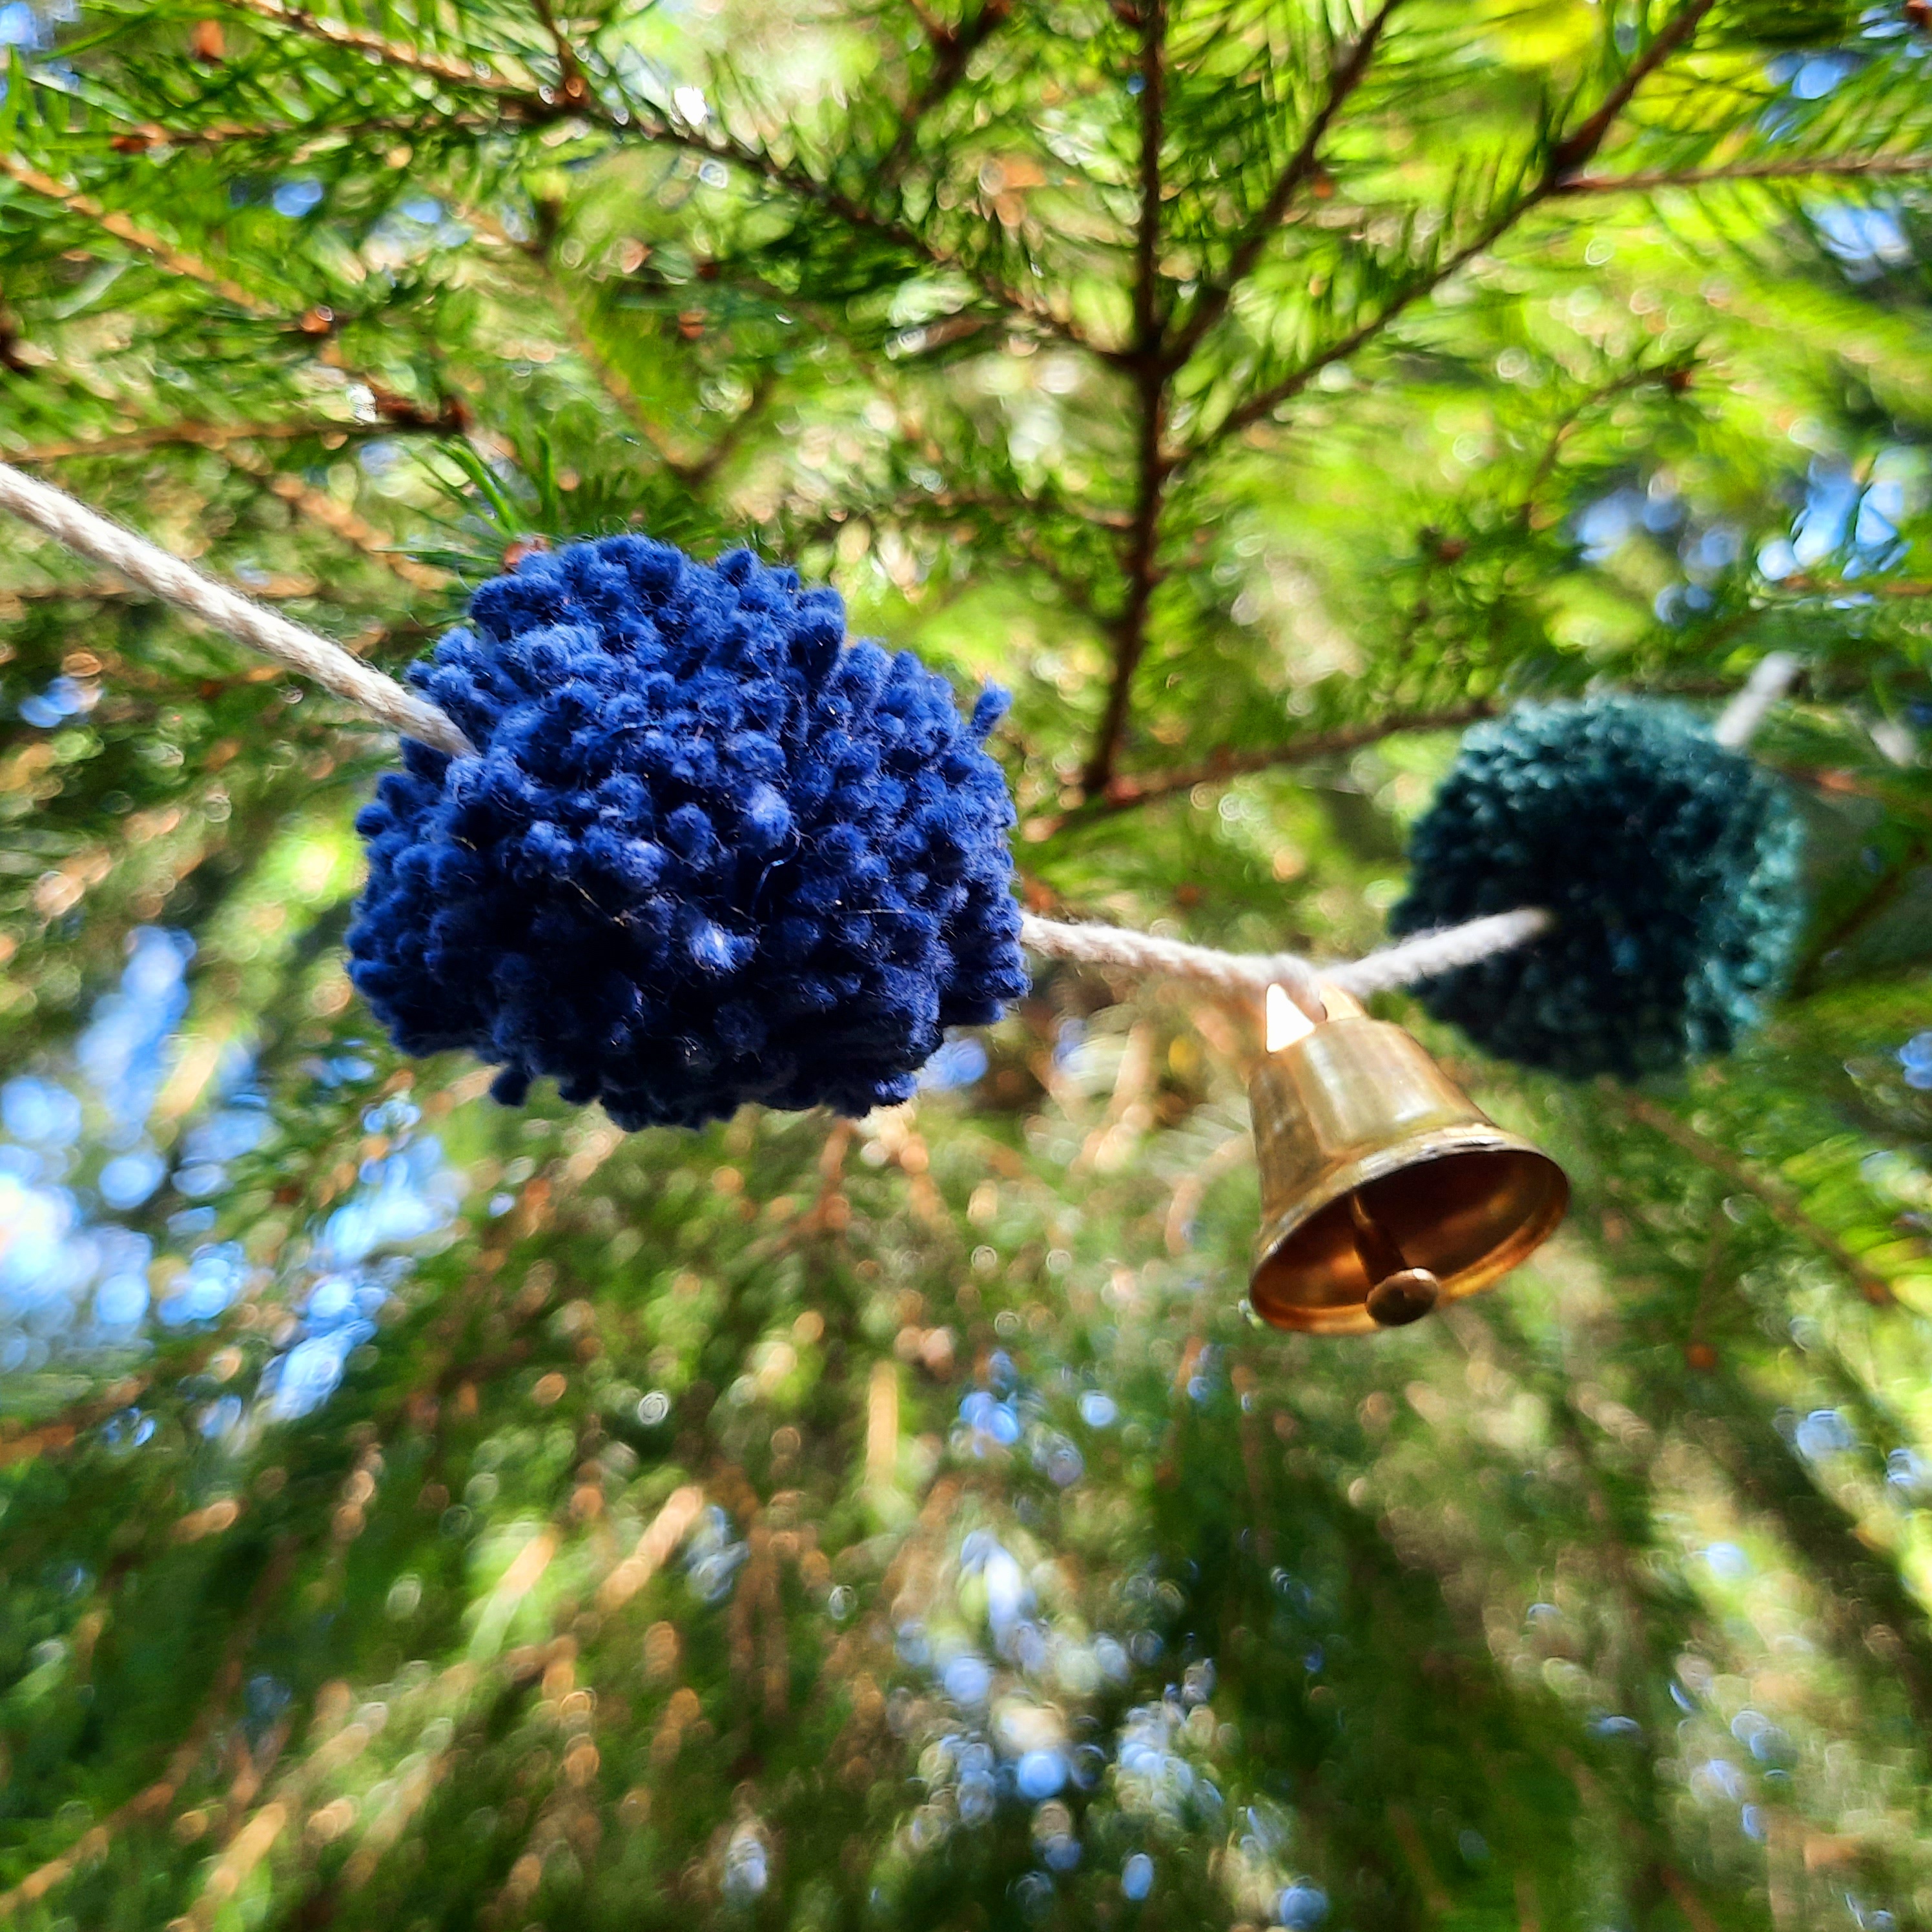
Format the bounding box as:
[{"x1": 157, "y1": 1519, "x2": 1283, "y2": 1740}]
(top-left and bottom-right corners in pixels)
[{"x1": 0, "y1": 460, "x2": 474, "y2": 758}]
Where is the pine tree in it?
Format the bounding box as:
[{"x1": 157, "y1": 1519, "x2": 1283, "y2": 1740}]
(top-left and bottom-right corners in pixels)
[{"x1": 1, "y1": 1, "x2": 1931, "y2": 1927}]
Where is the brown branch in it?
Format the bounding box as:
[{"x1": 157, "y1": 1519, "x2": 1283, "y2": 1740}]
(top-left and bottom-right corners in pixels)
[
  {"x1": 1618, "y1": 1091, "x2": 1894, "y2": 1308},
  {"x1": 1033, "y1": 701, "x2": 1497, "y2": 838},
  {"x1": 222, "y1": 0, "x2": 1088, "y2": 350},
  {"x1": 1030, "y1": 659, "x2": 1895, "y2": 842},
  {"x1": 1791, "y1": 835, "x2": 1929, "y2": 997},
  {"x1": 1558, "y1": 150, "x2": 1932, "y2": 194},
  {"x1": 0, "y1": 1536, "x2": 301, "y2": 1921},
  {"x1": 218, "y1": 446, "x2": 451, "y2": 592},
  {"x1": 879, "y1": 0, "x2": 1015, "y2": 185},
  {"x1": 529, "y1": 0, "x2": 591, "y2": 106},
  {"x1": 1547, "y1": 1, "x2": 1720, "y2": 178},
  {"x1": 1164, "y1": 0, "x2": 1403, "y2": 365},
  {"x1": 680, "y1": 369, "x2": 780, "y2": 488},
  {"x1": 6, "y1": 415, "x2": 442, "y2": 464},
  {"x1": 220, "y1": 0, "x2": 540, "y2": 96},
  {"x1": 0, "y1": 153, "x2": 274, "y2": 314},
  {"x1": 1522, "y1": 355, "x2": 1699, "y2": 516},
  {"x1": 0, "y1": 1374, "x2": 156, "y2": 1471},
  {"x1": 104, "y1": 109, "x2": 505, "y2": 156},
  {"x1": 1187, "y1": 0, "x2": 1720, "y2": 463},
  {"x1": 1080, "y1": 0, "x2": 1170, "y2": 797}
]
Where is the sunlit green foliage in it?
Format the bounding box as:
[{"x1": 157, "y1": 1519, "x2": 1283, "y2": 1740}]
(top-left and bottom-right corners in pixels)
[{"x1": 1, "y1": 1, "x2": 1930, "y2": 1928}]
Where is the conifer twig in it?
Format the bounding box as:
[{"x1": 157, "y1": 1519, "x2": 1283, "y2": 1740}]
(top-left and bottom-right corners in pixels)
[
  {"x1": 1031, "y1": 702, "x2": 1501, "y2": 837},
  {"x1": 1164, "y1": 0, "x2": 1405, "y2": 364},
  {"x1": 7, "y1": 418, "x2": 433, "y2": 464},
  {"x1": 220, "y1": 0, "x2": 539, "y2": 96},
  {"x1": 0, "y1": 462, "x2": 471, "y2": 754},
  {"x1": 1557, "y1": 151, "x2": 1932, "y2": 194},
  {"x1": 1618, "y1": 1091, "x2": 1893, "y2": 1306},
  {"x1": 1082, "y1": 0, "x2": 1171, "y2": 796},
  {"x1": 0, "y1": 154, "x2": 274, "y2": 315},
  {"x1": 1192, "y1": 0, "x2": 1721, "y2": 460},
  {"x1": 218, "y1": 446, "x2": 451, "y2": 593},
  {"x1": 879, "y1": 0, "x2": 1016, "y2": 184}
]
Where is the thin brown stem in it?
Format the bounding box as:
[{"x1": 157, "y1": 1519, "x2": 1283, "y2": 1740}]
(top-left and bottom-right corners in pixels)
[
  {"x1": 0, "y1": 152, "x2": 273, "y2": 314},
  {"x1": 6, "y1": 416, "x2": 444, "y2": 464},
  {"x1": 219, "y1": 447, "x2": 450, "y2": 593},
  {"x1": 680, "y1": 369, "x2": 780, "y2": 488},
  {"x1": 879, "y1": 0, "x2": 1015, "y2": 185},
  {"x1": 220, "y1": 0, "x2": 538, "y2": 96},
  {"x1": 1559, "y1": 150, "x2": 1932, "y2": 194},
  {"x1": 1038, "y1": 702, "x2": 1498, "y2": 838},
  {"x1": 1522, "y1": 355, "x2": 1698, "y2": 518},
  {"x1": 1165, "y1": 0, "x2": 1403, "y2": 365},
  {"x1": 222, "y1": 0, "x2": 1087, "y2": 350},
  {"x1": 529, "y1": 0, "x2": 590, "y2": 105},
  {"x1": 1188, "y1": 0, "x2": 1720, "y2": 464},
  {"x1": 1547, "y1": 0, "x2": 1720, "y2": 178},
  {"x1": 1792, "y1": 835, "x2": 1929, "y2": 997},
  {"x1": 1080, "y1": 0, "x2": 1169, "y2": 797},
  {"x1": 1618, "y1": 1091, "x2": 1893, "y2": 1308},
  {"x1": 103, "y1": 109, "x2": 505, "y2": 155}
]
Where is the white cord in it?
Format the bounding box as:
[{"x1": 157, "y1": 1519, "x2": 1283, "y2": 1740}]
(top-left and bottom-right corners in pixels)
[
  {"x1": 0, "y1": 458, "x2": 1799, "y2": 1007},
  {"x1": 1713, "y1": 651, "x2": 1800, "y2": 750},
  {"x1": 0, "y1": 461, "x2": 474, "y2": 758},
  {"x1": 1020, "y1": 907, "x2": 1555, "y2": 1006},
  {"x1": 1017, "y1": 914, "x2": 1331, "y2": 1016}
]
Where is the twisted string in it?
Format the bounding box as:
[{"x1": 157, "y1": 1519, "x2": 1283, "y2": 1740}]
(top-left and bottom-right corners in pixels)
[
  {"x1": 0, "y1": 460, "x2": 1788, "y2": 1007},
  {"x1": 0, "y1": 462, "x2": 473, "y2": 758}
]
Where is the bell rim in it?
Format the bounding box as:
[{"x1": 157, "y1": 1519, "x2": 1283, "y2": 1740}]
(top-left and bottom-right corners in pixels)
[{"x1": 1249, "y1": 1126, "x2": 1570, "y2": 1337}]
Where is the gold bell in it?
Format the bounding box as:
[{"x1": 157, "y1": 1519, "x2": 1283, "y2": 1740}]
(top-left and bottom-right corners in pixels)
[{"x1": 1247, "y1": 983, "x2": 1568, "y2": 1337}]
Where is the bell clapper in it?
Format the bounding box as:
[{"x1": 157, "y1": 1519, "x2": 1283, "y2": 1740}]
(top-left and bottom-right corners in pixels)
[{"x1": 1347, "y1": 1193, "x2": 1441, "y2": 1328}]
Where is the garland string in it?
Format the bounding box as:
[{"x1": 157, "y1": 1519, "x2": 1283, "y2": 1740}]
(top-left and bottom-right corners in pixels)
[
  {"x1": 0, "y1": 461, "x2": 473, "y2": 758},
  {"x1": 0, "y1": 461, "x2": 1789, "y2": 1016}
]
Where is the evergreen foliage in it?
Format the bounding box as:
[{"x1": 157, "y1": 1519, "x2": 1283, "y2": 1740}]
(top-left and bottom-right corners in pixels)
[
  {"x1": 0, "y1": 3, "x2": 1929, "y2": 1931},
  {"x1": 1391, "y1": 697, "x2": 1806, "y2": 1078}
]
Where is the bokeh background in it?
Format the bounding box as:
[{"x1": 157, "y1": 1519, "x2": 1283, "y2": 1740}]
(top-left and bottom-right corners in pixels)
[{"x1": 2, "y1": 1, "x2": 1932, "y2": 1927}]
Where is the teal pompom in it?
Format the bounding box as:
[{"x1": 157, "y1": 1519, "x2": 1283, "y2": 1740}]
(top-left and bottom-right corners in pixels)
[{"x1": 1389, "y1": 698, "x2": 1805, "y2": 1078}]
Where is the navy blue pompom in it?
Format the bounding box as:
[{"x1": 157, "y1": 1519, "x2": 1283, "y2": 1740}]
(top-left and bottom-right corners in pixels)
[
  {"x1": 347, "y1": 537, "x2": 1028, "y2": 1129},
  {"x1": 1389, "y1": 697, "x2": 1805, "y2": 1079}
]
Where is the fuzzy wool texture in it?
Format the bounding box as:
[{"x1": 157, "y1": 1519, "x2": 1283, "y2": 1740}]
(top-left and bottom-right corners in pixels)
[
  {"x1": 347, "y1": 537, "x2": 1028, "y2": 1129},
  {"x1": 1389, "y1": 697, "x2": 1805, "y2": 1078}
]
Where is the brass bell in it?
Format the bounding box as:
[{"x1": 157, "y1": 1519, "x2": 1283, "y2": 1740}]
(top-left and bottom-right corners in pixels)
[{"x1": 1247, "y1": 983, "x2": 1568, "y2": 1337}]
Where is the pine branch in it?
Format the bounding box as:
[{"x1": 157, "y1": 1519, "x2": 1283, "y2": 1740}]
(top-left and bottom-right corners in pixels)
[
  {"x1": 1032, "y1": 702, "x2": 1500, "y2": 839},
  {"x1": 1791, "y1": 834, "x2": 1930, "y2": 996},
  {"x1": 100, "y1": 109, "x2": 506, "y2": 154},
  {"x1": 0, "y1": 1534, "x2": 302, "y2": 1918},
  {"x1": 1559, "y1": 150, "x2": 1932, "y2": 193},
  {"x1": 220, "y1": 447, "x2": 451, "y2": 593},
  {"x1": 218, "y1": 0, "x2": 539, "y2": 98},
  {"x1": 1189, "y1": 0, "x2": 1721, "y2": 462},
  {"x1": 1521, "y1": 354, "x2": 1699, "y2": 519},
  {"x1": 0, "y1": 152, "x2": 274, "y2": 314},
  {"x1": 1547, "y1": 0, "x2": 1719, "y2": 178},
  {"x1": 1081, "y1": 0, "x2": 1171, "y2": 797},
  {"x1": 1618, "y1": 1091, "x2": 1894, "y2": 1307},
  {"x1": 216, "y1": 0, "x2": 1088, "y2": 349},
  {"x1": 1163, "y1": 0, "x2": 1404, "y2": 367},
  {"x1": 528, "y1": 0, "x2": 591, "y2": 107},
  {"x1": 679, "y1": 368, "x2": 780, "y2": 489},
  {"x1": 878, "y1": 0, "x2": 1016, "y2": 185},
  {"x1": 6, "y1": 415, "x2": 449, "y2": 464}
]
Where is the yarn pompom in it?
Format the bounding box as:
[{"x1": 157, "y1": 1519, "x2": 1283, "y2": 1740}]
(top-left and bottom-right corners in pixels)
[
  {"x1": 1388, "y1": 697, "x2": 1805, "y2": 1078},
  {"x1": 346, "y1": 536, "x2": 1029, "y2": 1129}
]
